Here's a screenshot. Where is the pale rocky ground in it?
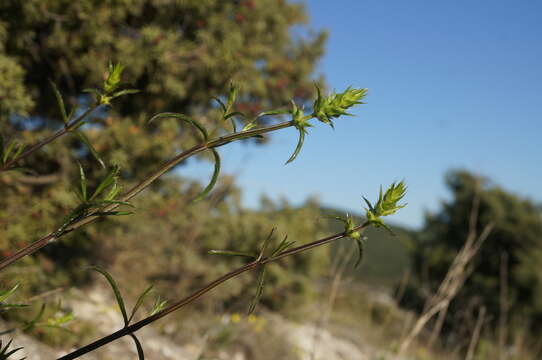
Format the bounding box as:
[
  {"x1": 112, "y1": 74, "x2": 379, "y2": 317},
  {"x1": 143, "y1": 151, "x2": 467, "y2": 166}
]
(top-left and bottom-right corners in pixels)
[{"x1": 2, "y1": 287, "x2": 401, "y2": 360}]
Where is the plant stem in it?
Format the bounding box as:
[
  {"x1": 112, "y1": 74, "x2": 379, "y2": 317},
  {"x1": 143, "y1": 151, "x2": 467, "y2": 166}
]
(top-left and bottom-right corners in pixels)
[
  {"x1": 1, "y1": 105, "x2": 99, "y2": 171},
  {"x1": 0, "y1": 120, "x2": 294, "y2": 271},
  {"x1": 58, "y1": 222, "x2": 369, "y2": 360}
]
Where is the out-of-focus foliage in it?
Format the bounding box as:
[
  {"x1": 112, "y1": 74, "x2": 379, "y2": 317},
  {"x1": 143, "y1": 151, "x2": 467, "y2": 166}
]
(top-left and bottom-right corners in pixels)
[
  {"x1": 404, "y1": 170, "x2": 542, "y2": 342},
  {"x1": 0, "y1": 0, "x2": 326, "y2": 298},
  {"x1": 109, "y1": 176, "x2": 331, "y2": 312}
]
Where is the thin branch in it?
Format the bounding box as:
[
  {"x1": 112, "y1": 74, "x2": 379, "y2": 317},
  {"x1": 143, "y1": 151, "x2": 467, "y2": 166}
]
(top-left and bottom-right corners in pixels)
[
  {"x1": 1, "y1": 105, "x2": 99, "y2": 171},
  {"x1": 57, "y1": 222, "x2": 369, "y2": 360},
  {"x1": 0, "y1": 120, "x2": 294, "y2": 271}
]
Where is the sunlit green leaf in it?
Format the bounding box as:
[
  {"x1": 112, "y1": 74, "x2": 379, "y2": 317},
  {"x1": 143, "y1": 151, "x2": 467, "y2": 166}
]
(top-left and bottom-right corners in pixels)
[
  {"x1": 90, "y1": 166, "x2": 120, "y2": 201},
  {"x1": 150, "y1": 296, "x2": 168, "y2": 316},
  {"x1": 149, "y1": 112, "x2": 208, "y2": 141},
  {"x1": 78, "y1": 164, "x2": 87, "y2": 202},
  {"x1": 91, "y1": 266, "x2": 129, "y2": 326},
  {"x1": 74, "y1": 130, "x2": 105, "y2": 169},
  {"x1": 193, "y1": 149, "x2": 220, "y2": 202},
  {"x1": 110, "y1": 89, "x2": 140, "y2": 100},
  {"x1": 248, "y1": 267, "x2": 266, "y2": 315},
  {"x1": 128, "y1": 285, "x2": 153, "y2": 324},
  {"x1": 50, "y1": 80, "x2": 70, "y2": 124},
  {"x1": 208, "y1": 250, "x2": 256, "y2": 258},
  {"x1": 285, "y1": 128, "x2": 305, "y2": 165}
]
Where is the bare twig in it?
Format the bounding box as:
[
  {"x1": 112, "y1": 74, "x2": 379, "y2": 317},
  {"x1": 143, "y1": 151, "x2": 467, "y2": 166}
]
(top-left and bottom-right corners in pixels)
[
  {"x1": 465, "y1": 305, "x2": 486, "y2": 360},
  {"x1": 397, "y1": 192, "x2": 495, "y2": 356},
  {"x1": 1, "y1": 105, "x2": 99, "y2": 171}
]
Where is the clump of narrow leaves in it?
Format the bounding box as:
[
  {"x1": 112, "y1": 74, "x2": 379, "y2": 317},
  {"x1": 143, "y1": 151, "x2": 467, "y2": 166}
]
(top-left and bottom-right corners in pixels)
[
  {"x1": 213, "y1": 82, "x2": 245, "y2": 132},
  {"x1": 0, "y1": 136, "x2": 25, "y2": 172},
  {"x1": 22, "y1": 301, "x2": 74, "y2": 332},
  {"x1": 85, "y1": 62, "x2": 139, "y2": 106},
  {"x1": 92, "y1": 266, "x2": 167, "y2": 360},
  {"x1": 363, "y1": 181, "x2": 407, "y2": 232},
  {"x1": 0, "y1": 284, "x2": 27, "y2": 311},
  {"x1": 0, "y1": 339, "x2": 24, "y2": 360},
  {"x1": 54, "y1": 165, "x2": 133, "y2": 237},
  {"x1": 50, "y1": 63, "x2": 138, "y2": 169},
  {"x1": 210, "y1": 228, "x2": 296, "y2": 314}
]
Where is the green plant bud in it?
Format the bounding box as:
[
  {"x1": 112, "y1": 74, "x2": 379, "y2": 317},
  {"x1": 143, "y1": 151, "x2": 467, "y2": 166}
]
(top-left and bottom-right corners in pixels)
[
  {"x1": 349, "y1": 230, "x2": 361, "y2": 239},
  {"x1": 104, "y1": 62, "x2": 125, "y2": 94},
  {"x1": 290, "y1": 100, "x2": 311, "y2": 131},
  {"x1": 313, "y1": 86, "x2": 367, "y2": 126}
]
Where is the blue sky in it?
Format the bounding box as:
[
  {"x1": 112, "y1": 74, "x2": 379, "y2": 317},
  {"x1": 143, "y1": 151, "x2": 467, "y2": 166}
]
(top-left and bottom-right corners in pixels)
[{"x1": 184, "y1": 0, "x2": 542, "y2": 229}]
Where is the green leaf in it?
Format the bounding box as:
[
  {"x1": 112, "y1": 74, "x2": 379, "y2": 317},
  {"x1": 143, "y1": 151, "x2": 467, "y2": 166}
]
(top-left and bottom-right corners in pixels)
[
  {"x1": 353, "y1": 237, "x2": 366, "y2": 268},
  {"x1": 0, "y1": 339, "x2": 24, "y2": 360},
  {"x1": 224, "y1": 111, "x2": 245, "y2": 133},
  {"x1": 0, "y1": 303, "x2": 29, "y2": 310},
  {"x1": 46, "y1": 312, "x2": 74, "y2": 327},
  {"x1": 2, "y1": 141, "x2": 16, "y2": 164},
  {"x1": 271, "y1": 235, "x2": 295, "y2": 256},
  {"x1": 92, "y1": 211, "x2": 133, "y2": 217},
  {"x1": 104, "y1": 62, "x2": 125, "y2": 94},
  {"x1": 83, "y1": 88, "x2": 103, "y2": 99},
  {"x1": 241, "y1": 109, "x2": 289, "y2": 132},
  {"x1": 150, "y1": 296, "x2": 168, "y2": 316},
  {"x1": 0, "y1": 284, "x2": 28, "y2": 311},
  {"x1": 130, "y1": 334, "x2": 145, "y2": 360},
  {"x1": 23, "y1": 303, "x2": 46, "y2": 331},
  {"x1": 86, "y1": 200, "x2": 134, "y2": 208},
  {"x1": 148, "y1": 112, "x2": 208, "y2": 141},
  {"x1": 91, "y1": 266, "x2": 129, "y2": 326},
  {"x1": 11, "y1": 144, "x2": 25, "y2": 164},
  {"x1": 54, "y1": 203, "x2": 88, "y2": 236},
  {"x1": 208, "y1": 250, "x2": 256, "y2": 258},
  {"x1": 110, "y1": 89, "x2": 140, "y2": 100},
  {"x1": 257, "y1": 227, "x2": 276, "y2": 260},
  {"x1": 128, "y1": 285, "x2": 153, "y2": 324},
  {"x1": 248, "y1": 267, "x2": 266, "y2": 315},
  {"x1": 226, "y1": 82, "x2": 238, "y2": 113},
  {"x1": 193, "y1": 149, "x2": 220, "y2": 202},
  {"x1": 78, "y1": 164, "x2": 87, "y2": 202},
  {"x1": 0, "y1": 283, "x2": 21, "y2": 303},
  {"x1": 74, "y1": 130, "x2": 106, "y2": 169},
  {"x1": 285, "y1": 128, "x2": 305, "y2": 165},
  {"x1": 50, "y1": 80, "x2": 70, "y2": 124},
  {"x1": 223, "y1": 111, "x2": 245, "y2": 120},
  {"x1": 90, "y1": 166, "x2": 120, "y2": 201},
  {"x1": 212, "y1": 96, "x2": 227, "y2": 113}
]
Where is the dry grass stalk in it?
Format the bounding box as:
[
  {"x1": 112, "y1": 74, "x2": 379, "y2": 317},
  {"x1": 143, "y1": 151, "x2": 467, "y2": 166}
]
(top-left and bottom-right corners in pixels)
[{"x1": 397, "y1": 193, "x2": 495, "y2": 356}]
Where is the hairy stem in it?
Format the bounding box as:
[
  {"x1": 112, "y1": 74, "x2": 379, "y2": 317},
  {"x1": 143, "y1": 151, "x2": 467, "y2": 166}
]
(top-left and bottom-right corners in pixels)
[
  {"x1": 58, "y1": 222, "x2": 369, "y2": 359},
  {"x1": 0, "y1": 120, "x2": 294, "y2": 271},
  {"x1": 1, "y1": 105, "x2": 99, "y2": 171}
]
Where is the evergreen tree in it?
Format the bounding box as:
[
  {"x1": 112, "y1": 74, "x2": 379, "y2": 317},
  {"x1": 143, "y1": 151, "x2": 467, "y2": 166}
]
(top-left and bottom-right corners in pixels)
[
  {"x1": 407, "y1": 170, "x2": 542, "y2": 341},
  {"x1": 0, "y1": 0, "x2": 327, "y2": 288}
]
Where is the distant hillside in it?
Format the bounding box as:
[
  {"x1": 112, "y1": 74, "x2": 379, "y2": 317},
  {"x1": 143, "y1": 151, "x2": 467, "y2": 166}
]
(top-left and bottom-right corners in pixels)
[{"x1": 320, "y1": 206, "x2": 415, "y2": 287}]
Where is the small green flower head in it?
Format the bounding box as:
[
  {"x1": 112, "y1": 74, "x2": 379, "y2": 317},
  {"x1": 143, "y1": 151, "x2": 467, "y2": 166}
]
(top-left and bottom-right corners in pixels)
[
  {"x1": 104, "y1": 62, "x2": 125, "y2": 94},
  {"x1": 313, "y1": 86, "x2": 367, "y2": 127},
  {"x1": 363, "y1": 181, "x2": 407, "y2": 230},
  {"x1": 344, "y1": 214, "x2": 361, "y2": 239}
]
